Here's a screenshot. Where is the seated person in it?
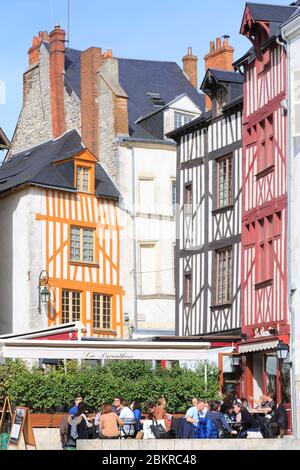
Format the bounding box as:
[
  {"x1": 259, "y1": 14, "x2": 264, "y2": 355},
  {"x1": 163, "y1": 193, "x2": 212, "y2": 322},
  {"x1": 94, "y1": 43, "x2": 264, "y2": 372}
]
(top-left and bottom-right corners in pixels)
[
  {"x1": 146, "y1": 401, "x2": 170, "y2": 432},
  {"x1": 233, "y1": 401, "x2": 261, "y2": 437},
  {"x1": 119, "y1": 400, "x2": 136, "y2": 437},
  {"x1": 185, "y1": 399, "x2": 207, "y2": 428},
  {"x1": 99, "y1": 402, "x2": 124, "y2": 439},
  {"x1": 205, "y1": 400, "x2": 237, "y2": 437}
]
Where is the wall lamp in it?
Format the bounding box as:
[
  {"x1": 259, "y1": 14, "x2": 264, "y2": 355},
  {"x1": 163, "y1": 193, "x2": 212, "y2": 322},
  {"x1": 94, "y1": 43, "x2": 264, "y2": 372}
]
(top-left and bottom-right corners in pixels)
[
  {"x1": 38, "y1": 270, "x2": 51, "y2": 315},
  {"x1": 276, "y1": 341, "x2": 290, "y2": 362}
]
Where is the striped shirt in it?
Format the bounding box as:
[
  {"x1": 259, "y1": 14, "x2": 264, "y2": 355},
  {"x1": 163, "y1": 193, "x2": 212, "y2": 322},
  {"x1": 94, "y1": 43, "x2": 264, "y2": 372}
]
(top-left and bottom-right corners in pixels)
[{"x1": 205, "y1": 411, "x2": 232, "y2": 433}]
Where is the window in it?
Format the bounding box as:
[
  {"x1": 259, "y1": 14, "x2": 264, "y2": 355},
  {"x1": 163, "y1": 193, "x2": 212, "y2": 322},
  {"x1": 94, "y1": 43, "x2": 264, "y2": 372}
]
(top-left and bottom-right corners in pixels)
[
  {"x1": 139, "y1": 178, "x2": 155, "y2": 213},
  {"x1": 256, "y1": 216, "x2": 275, "y2": 285},
  {"x1": 171, "y1": 179, "x2": 176, "y2": 214},
  {"x1": 140, "y1": 244, "x2": 156, "y2": 295},
  {"x1": 257, "y1": 115, "x2": 274, "y2": 174},
  {"x1": 174, "y1": 112, "x2": 194, "y2": 129},
  {"x1": 76, "y1": 166, "x2": 90, "y2": 192},
  {"x1": 70, "y1": 226, "x2": 94, "y2": 263},
  {"x1": 217, "y1": 156, "x2": 233, "y2": 208},
  {"x1": 62, "y1": 290, "x2": 80, "y2": 323},
  {"x1": 184, "y1": 184, "x2": 192, "y2": 214},
  {"x1": 184, "y1": 273, "x2": 192, "y2": 304},
  {"x1": 216, "y1": 248, "x2": 232, "y2": 304},
  {"x1": 293, "y1": 70, "x2": 300, "y2": 136},
  {"x1": 93, "y1": 294, "x2": 112, "y2": 330}
]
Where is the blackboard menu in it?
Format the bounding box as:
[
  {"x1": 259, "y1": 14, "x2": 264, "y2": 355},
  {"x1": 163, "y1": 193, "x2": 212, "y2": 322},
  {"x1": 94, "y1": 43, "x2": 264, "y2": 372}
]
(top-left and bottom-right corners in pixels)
[{"x1": 8, "y1": 407, "x2": 26, "y2": 446}]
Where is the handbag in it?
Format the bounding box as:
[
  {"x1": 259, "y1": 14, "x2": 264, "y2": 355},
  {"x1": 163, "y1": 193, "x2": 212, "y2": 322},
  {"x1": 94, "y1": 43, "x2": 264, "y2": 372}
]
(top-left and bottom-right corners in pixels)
[
  {"x1": 149, "y1": 419, "x2": 169, "y2": 439},
  {"x1": 64, "y1": 437, "x2": 77, "y2": 448}
]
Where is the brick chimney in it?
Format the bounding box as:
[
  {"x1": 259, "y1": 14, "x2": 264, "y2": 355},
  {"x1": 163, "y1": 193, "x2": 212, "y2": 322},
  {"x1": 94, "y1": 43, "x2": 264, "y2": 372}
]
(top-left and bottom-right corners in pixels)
[
  {"x1": 28, "y1": 31, "x2": 49, "y2": 66},
  {"x1": 204, "y1": 37, "x2": 234, "y2": 110},
  {"x1": 49, "y1": 25, "x2": 66, "y2": 139},
  {"x1": 182, "y1": 47, "x2": 198, "y2": 89},
  {"x1": 81, "y1": 47, "x2": 102, "y2": 157}
]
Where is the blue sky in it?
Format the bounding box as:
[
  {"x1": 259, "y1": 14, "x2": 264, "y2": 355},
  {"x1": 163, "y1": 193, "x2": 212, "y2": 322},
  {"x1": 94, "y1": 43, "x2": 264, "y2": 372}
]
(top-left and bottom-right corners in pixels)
[{"x1": 0, "y1": 0, "x2": 288, "y2": 141}]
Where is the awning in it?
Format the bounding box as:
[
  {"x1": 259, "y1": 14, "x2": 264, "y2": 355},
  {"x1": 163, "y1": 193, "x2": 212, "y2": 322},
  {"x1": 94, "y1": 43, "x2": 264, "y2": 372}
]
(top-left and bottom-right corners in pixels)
[
  {"x1": 0, "y1": 339, "x2": 211, "y2": 361},
  {"x1": 238, "y1": 339, "x2": 279, "y2": 354}
]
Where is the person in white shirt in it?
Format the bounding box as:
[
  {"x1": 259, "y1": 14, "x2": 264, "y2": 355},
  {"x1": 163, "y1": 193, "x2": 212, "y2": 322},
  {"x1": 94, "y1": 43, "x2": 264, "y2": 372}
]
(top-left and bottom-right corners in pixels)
[
  {"x1": 119, "y1": 400, "x2": 136, "y2": 437},
  {"x1": 185, "y1": 399, "x2": 207, "y2": 428}
]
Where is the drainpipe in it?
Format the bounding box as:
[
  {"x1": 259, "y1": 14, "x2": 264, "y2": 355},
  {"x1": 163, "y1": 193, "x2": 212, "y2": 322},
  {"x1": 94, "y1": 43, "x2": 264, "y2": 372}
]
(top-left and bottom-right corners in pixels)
[
  {"x1": 121, "y1": 141, "x2": 138, "y2": 333},
  {"x1": 280, "y1": 31, "x2": 298, "y2": 439}
]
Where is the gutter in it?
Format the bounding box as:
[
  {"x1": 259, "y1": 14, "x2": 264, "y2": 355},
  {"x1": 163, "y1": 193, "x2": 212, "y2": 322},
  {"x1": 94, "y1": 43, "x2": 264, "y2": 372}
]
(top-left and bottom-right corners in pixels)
[
  {"x1": 280, "y1": 27, "x2": 298, "y2": 439},
  {"x1": 119, "y1": 137, "x2": 176, "y2": 147},
  {"x1": 119, "y1": 141, "x2": 138, "y2": 332}
]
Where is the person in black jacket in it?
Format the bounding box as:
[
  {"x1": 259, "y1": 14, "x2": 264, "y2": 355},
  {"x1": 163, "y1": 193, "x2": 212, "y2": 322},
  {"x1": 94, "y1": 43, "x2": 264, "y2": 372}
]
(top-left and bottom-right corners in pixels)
[
  {"x1": 271, "y1": 403, "x2": 288, "y2": 438},
  {"x1": 67, "y1": 402, "x2": 89, "y2": 446},
  {"x1": 233, "y1": 402, "x2": 261, "y2": 437}
]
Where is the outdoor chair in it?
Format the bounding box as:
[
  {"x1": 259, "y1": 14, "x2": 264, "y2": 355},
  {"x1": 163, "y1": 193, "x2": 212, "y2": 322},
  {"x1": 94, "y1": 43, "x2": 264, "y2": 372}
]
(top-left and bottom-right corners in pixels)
[{"x1": 119, "y1": 419, "x2": 138, "y2": 439}]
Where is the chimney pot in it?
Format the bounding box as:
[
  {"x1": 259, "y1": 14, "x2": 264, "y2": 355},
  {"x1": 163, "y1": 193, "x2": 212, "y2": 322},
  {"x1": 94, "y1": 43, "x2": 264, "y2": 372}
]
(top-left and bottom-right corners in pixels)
[
  {"x1": 204, "y1": 37, "x2": 235, "y2": 111},
  {"x1": 182, "y1": 47, "x2": 198, "y2": 89}
]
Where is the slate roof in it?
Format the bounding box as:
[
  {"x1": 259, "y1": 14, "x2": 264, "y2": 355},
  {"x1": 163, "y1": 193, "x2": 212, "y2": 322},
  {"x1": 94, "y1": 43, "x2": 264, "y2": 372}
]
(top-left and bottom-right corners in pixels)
[
  {"x1": 235, "y1": 2, "x2": 300, "y2": 67},
  {"x1": 246, "y1": 2, "x2": 298, "y2": 35},
  {"x1": 206, "y1": 69, "x2": 244, "y2": 84},
  {"x1": 0, "y1": 130, "x2": 119, "y2": 200},
  {"x1": 117, "y1": 58, "x2": 205, "y2": 139},
  {"x1": 44, "y1": 42, "x2": 205, "y2": 140}
]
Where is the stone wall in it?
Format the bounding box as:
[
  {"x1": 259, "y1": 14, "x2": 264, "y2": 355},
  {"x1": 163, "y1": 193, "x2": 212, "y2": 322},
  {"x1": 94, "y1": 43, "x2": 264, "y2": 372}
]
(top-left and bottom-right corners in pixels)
[
  {"x1": 13, "y1": 430, "x2": 300, "y2": 450},
  {"x1": 12, "y1": 44, "x2": 52, "y2": 153},
  {"x1": 77, "y1": 438, "x2": 299, "y2": 451},
  {"x1": 64, "y1": 86, "x2": 81, "y2": 135},
  {"x1": 99, "y1": 77, "x2": 119, "y2": 185}
]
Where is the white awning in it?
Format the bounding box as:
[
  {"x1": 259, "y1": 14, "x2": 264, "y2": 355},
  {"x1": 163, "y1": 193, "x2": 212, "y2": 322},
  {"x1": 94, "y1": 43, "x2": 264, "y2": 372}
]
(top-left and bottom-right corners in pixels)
[
  {"x1": 0, "y1": 339, "x2": 211, "y2": 361},
  {"x1": 239, "y1": 339, "x2": 279, "y2": 354}
]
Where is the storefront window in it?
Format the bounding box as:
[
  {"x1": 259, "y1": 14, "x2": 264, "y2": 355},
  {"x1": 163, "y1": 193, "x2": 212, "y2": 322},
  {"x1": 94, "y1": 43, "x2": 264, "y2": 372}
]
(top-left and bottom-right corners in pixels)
[
  {"x1": 265, "y1": 355, "x2": 277, "y2": 400},
  {"x1": 221, "y1": 356, "x2": 238, "y2": 394},
  {"x1": 281, "y1": 355, "x2": 291, "y2": 404}
]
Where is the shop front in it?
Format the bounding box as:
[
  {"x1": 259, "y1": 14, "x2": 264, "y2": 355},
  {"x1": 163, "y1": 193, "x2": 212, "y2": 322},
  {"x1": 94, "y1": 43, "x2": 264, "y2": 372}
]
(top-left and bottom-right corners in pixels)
[{"x1": 237, "y1": 337, "x2": 292, "y2": 432}]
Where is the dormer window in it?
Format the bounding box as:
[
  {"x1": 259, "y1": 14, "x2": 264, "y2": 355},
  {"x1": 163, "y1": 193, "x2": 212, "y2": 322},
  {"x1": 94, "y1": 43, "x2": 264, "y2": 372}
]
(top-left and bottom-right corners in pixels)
[
  {"x1": 174, "y1": 112, "x2": 194, "y2": 129},
  {"x1": 76, "y1": 165, "x2": 90, "y2": 192}
]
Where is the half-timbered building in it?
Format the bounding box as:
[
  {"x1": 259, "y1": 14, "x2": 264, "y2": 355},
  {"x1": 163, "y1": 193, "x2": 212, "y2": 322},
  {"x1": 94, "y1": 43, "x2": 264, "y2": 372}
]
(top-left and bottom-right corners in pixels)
[
  {"x1": 234, "y1": 2, "x2": 299, "y2": 413},
  {"x1": 7, "y1": 26, "x2": 205, "y2": 337},
  {"x1": 168, "y1": 39, "x2": 243, "y2": 362},
  {"x1": 0, "y1": 130, "x2": 123, "y2": 338}
]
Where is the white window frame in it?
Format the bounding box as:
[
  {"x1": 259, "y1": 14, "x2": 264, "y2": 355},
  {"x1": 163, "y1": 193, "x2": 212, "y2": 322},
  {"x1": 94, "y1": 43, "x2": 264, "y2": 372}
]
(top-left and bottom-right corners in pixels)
[
  {"x1": 70, "y1": 226, "x2": 95, "y2": 263},
  {"x1": 76, "y1": 166, "x2": 90, "y2": 192},
  {"x1": 174, "y1": 112, "x2": 194, "y2": 129},
  {"x1": 62, "y1": 290, "x2": 81, "y2": 323},
  {"x1": 93, "y1": 294, "x2": 112, "y2": 331}
]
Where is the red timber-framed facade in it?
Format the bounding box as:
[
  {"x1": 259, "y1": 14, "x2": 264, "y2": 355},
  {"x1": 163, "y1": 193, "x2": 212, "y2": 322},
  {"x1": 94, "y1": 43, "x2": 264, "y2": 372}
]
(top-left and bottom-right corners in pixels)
[{"x1": 235, "y1": 2, "x2": 295, "y2": 419}]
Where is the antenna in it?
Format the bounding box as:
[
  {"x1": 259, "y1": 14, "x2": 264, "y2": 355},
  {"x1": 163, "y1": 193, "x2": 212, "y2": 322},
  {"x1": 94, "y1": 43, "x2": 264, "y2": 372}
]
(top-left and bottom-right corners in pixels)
[{"x1": 67, "y1": 0, "x2": 70, "y2": 51}]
